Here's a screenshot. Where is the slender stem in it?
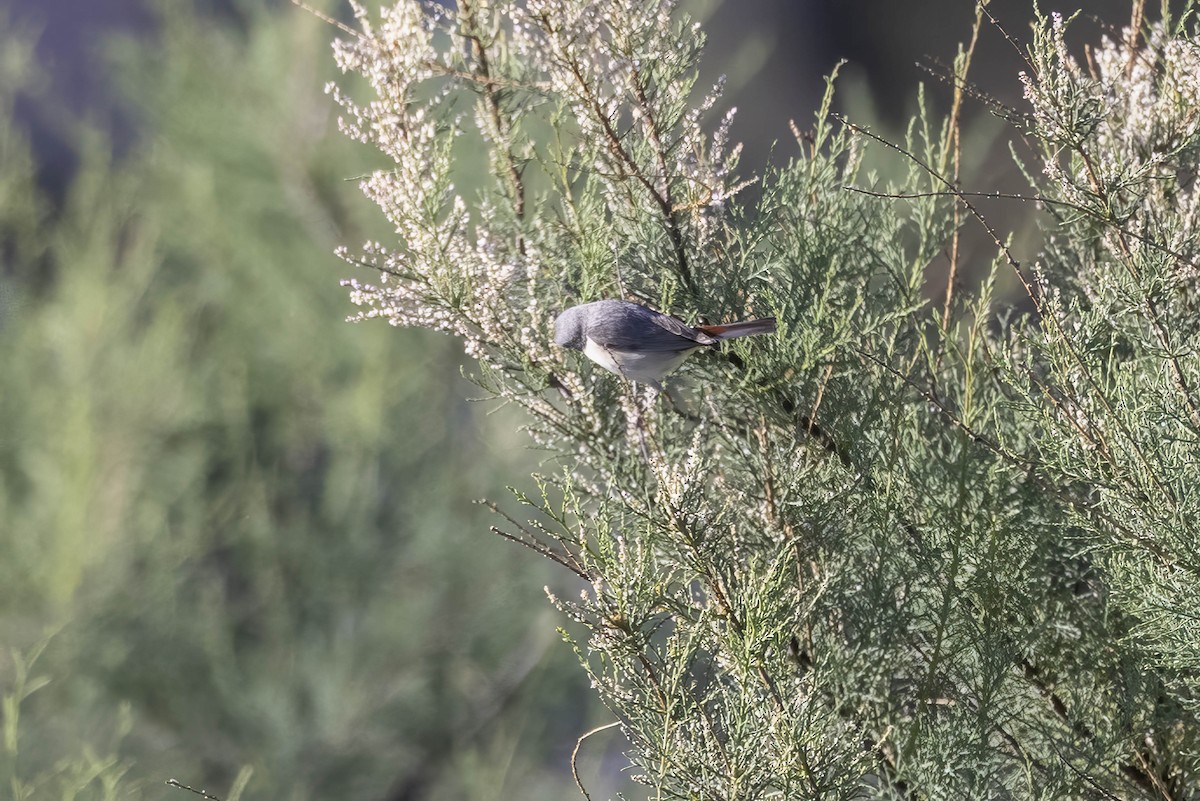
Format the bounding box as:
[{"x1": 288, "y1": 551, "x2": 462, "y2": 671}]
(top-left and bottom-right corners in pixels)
[
  {"x1": 628, "y1": 62, "x2": 693, "y2": 295},
  {"x1": 571, "y1": 721, "x2": 622, "y2": 801},
  {"x1": 939, "y1": 2, "x2": 985, "y2": 335},
  {"x1": 1125, "y1": 0, "x2": 1147, "y2": 79},
  {"x1": 460, "y1": 0, "x2": 526, "y2": 256}
]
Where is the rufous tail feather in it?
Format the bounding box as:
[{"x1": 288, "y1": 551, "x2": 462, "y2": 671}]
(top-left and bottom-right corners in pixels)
[{"x1": 696, "y1": 318, "x2": 776, "y2": 340}]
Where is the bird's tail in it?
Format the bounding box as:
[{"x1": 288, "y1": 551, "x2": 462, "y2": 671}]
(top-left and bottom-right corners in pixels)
[{"x1": 696, "y1": 318, "x2": 776, "y2": 341}]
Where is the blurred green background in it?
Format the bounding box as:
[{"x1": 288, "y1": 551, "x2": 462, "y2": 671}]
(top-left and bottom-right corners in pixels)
[
  {"x1": 0, "y1": 0, "x2": 1150, "y2": 799},
  {"x1": 0, "y1": 3, "x2": 627, "y2": 799}
]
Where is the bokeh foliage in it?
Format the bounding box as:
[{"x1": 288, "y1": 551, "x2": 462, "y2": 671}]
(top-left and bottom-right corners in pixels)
[{"x1": 0, "y1": 4, "x2": 617, "y2": 800}]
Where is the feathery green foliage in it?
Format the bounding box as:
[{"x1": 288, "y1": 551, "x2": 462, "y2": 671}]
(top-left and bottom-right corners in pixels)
[{"x1": 329, "y1": 0, "x2": 1200, "y2": 797}]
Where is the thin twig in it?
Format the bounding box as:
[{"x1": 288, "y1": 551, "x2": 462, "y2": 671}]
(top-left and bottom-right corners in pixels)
[
  {"x1": 166, "y1": 780, "x2": 223, "y2": 801},
  {"x1": 481, "y1": 499, "x2": 589, "y2": 578},
  {"x1": 628, "y1": 61, "x2": 693, "y2": 294},
  {"x1": 917, "y1": 56, "x2": 1027, "y2": 124},
  {"x1": 460, "y1": 1, "x2": 527, "y2": 255},
  {"x1": 939, "y1": 1, "x2": 986, "y2": 335},
  {"x1": 571, "y1": 721, "x2": 623, "y2": 801},
  {"x1": 1125, "y1": 0, "x2": 1147, "y2": 78},
  {"x1": 980, "y1": 4, "x2": 1038, "y2": 75},
  {"x1": 842, "y1": 186, "x2": 1200, "y2": 270},
  {"x1": 290, "y1": 0, "x2": 359, "y2": 36},
  {"x1": 808, "y1": 363, "x2": 834, "y2": 437},
  {"x1": 835, "y1": 115, "x2": 1045, "y2": 315}
]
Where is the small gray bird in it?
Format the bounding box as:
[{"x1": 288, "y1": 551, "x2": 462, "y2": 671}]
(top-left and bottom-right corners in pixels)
[{"x1": 553, "y1": 299, "x2": 776, "y2": 390}]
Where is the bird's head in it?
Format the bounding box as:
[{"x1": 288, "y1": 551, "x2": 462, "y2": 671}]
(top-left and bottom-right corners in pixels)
[{"x1": 553, "y1": 306, "x2": 587, "y2": 350}]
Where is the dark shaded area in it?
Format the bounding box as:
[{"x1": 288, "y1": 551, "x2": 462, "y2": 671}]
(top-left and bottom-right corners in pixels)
[
  {"x1": 4, "y1": 0, "x2": 152, "y2": 200},
  {"x1": 3, "y1": 0, "x2": 1156, "y2": 191},
  {"x1": 701, "y1": 0, "x2": 1152, "y2": 171}
]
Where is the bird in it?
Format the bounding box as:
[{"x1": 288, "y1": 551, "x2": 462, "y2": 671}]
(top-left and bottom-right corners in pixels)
[{"x1": 553, "y1": 299, "x2": 776, "y2": 390}]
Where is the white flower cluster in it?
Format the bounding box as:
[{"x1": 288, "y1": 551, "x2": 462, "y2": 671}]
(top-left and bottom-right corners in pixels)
[
  {"x1": 1020, "y1": 16, "x2": 1200, "y2": 287},
  {"x1": 1016, "y1": 15, "x2": 1200, "y2": 529},
  {"x1": 327, "y1": 1, "x2": 543, "y2": 386},
  {"x1": 327, "y1": 0, "x2": 751, "y2": 400}
]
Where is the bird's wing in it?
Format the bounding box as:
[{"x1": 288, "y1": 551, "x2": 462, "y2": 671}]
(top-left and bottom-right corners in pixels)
[
  {"x1": 587, "y1": 309, "x2": 716, "y2": 352},
  {"x1": 649, "y1": 312, "x2": 719, "y2": 346}
]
